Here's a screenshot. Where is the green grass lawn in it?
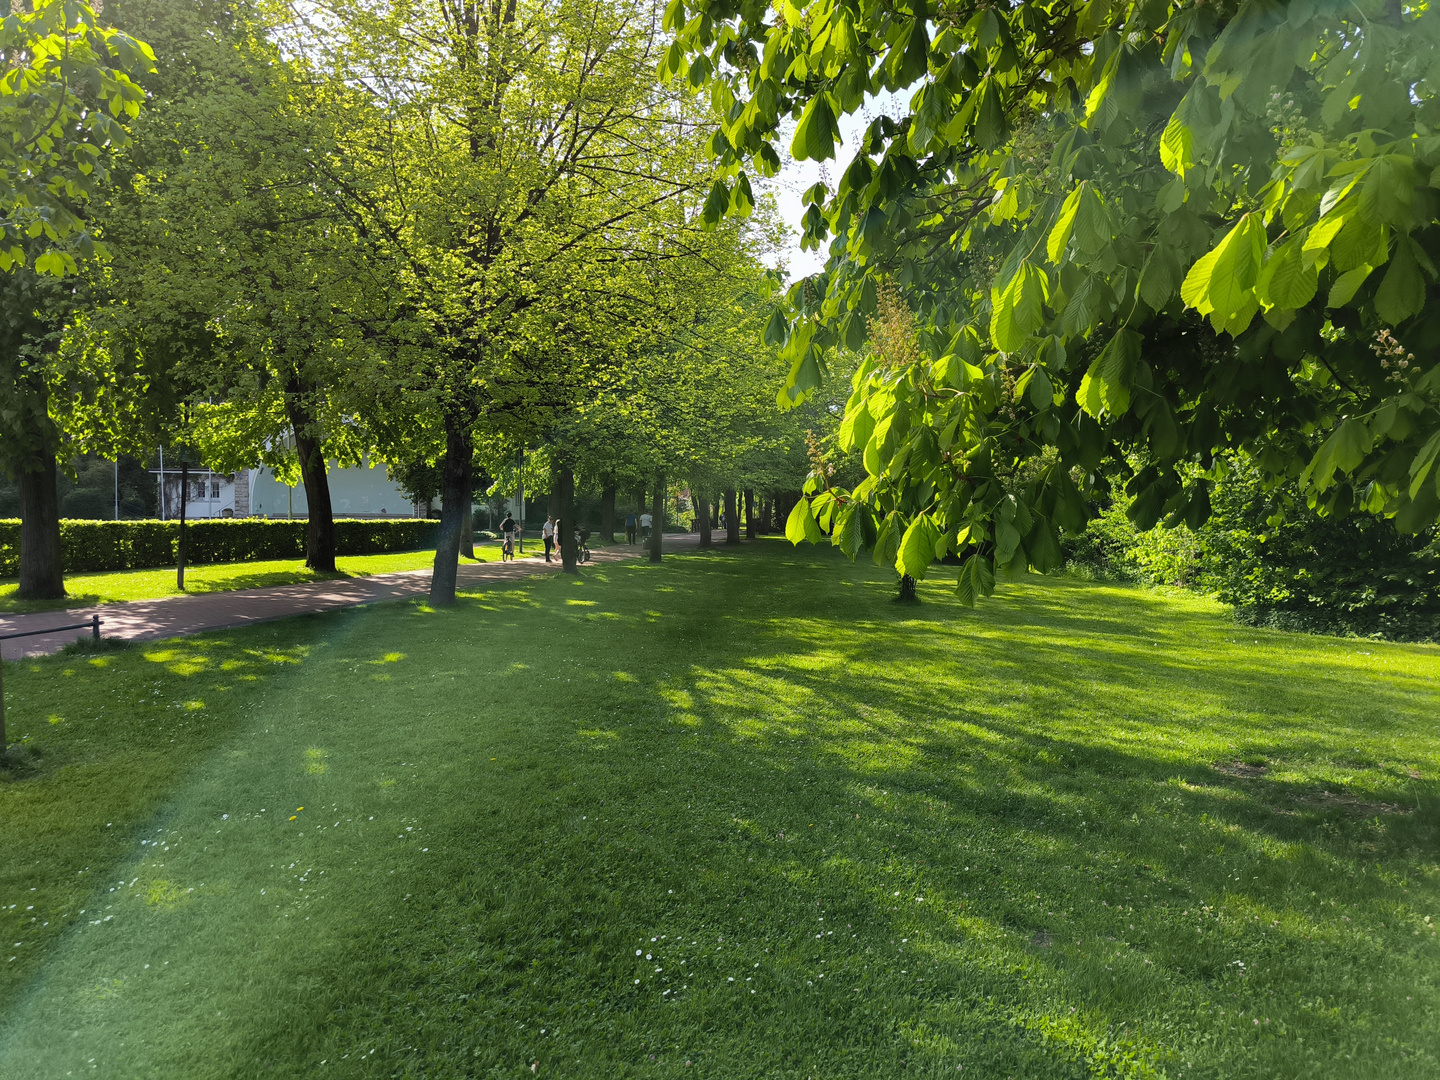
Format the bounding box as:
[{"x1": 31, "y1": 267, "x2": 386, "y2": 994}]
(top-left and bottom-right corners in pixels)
[
  {"x1": 0, "y1": 541, "x2": 1436, "y2": 1079},
  {"x1": 0, "y1": 542, "x2": 543, "y2": 614}
]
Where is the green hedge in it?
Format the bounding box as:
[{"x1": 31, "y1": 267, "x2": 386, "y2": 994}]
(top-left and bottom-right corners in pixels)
[{"x1": 0, "y1": 518, "x2": 438, "y2": 576}]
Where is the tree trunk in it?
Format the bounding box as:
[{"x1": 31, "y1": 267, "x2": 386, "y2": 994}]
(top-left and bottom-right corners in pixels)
[
  {"x1": 600, "y1": 482, "x2": 616, "y2": 543},
  {"x1": 711, "y1": 499, "x2": 719, "y2": 529},
  {"x1": 429, "y1": 415, "x2": 473, "y2": 606},
  {"x1": 16, "y1": 451, "x2": 63, "y2": 600},
  {"x1": 761, "y1": 495, "x2": 773, "y2": 533},
  {"x1": 725, "y1": 489, "x2": 740, "y2": 545},
  {"x1": 461, "y1": 500, "x2": 475, "y2": 559},
  {"x1": 177, "y1": 461, "x2": 189, "y2": 590},
  {"x1": 558, "y1": 462, "x2": 577, "y2": 573},
  {"x1": 744, "y1": 488, "x2": 755, "y2": 539},
  {"x1": 697, "y1": 494, "x2": 711, "y2": 547},
  {"x1": 898, "y1": 574, "x2": 918, "y2": 602},
  {"x1": 285, "y1": 383, "x2": 337, "y2": 572},
  {"x1": 649, "y1": 473, "x2": 664, "y2": 563}
]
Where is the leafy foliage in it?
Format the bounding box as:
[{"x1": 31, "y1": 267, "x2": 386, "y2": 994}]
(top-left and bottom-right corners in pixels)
[
  {"x1": 670, "y1": 0, "x2": 1440, "y2": 596},
  {"x1": 0, "y1": 0, "x2": 153, "y2": 273}
]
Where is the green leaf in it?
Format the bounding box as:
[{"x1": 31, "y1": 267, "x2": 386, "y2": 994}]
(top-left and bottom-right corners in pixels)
[
  {"x1": 837, "y1": 402, "x2": 875, "y2": 453},
  {"x1": 1180, "y1": 246, "x2": 1221, "y2": 314},
  {"x1": 1407, "y1": 430, "x2": 1440, "y2": 500},
  {"x1": 1073, "y1": 184, "x2": 1109, "y2": 255},
  {"x1": 1028, "y1": 367, "x2": 1054, "y2": 410},
  {"x1": 896, "y1": 515, "x2": 939, "y2": 580},
  {"x1": 1047, "y1": 184, "x2": 1084, "y2": 263},
  {"x1": 1138, "y1": 247, "x2": 1180, "y2": 310},
  {"x1": 763, "y1": 306, "x2": 789, "y2": 346},
  {"x1": 1160, "y1": 108, "x2": 1193, "y2": 177},
  {"x1": 1185, "y1": 213, "x2": 1265, "y2": 323},
  {"x1": 955, "y1": 553, "x2": 995, "y2": 607},
  {"x1": 1326, "y1": 264, "x2": 1374, "y2": 309},
  {"x1": 33, "y1": 249, "x2": 69, "y2": 277},
  {"x1": 785, "y1": 497, "x2": 824, "y2": 544},
  {"x1": 990, "y1": 263, "x2": 1047, "y2": 353},
  {"x1": 872, "y1": 512, "x2": 901, "y2": 568},
  {"x1": 730, "y1": 172, "x2": 755, "y2": 216},
  {"x1": 974, "y1": 79, "x2": 1008, "y2": 150},
  {"x1": 1302, "y1": 418, "x2": 1373, "y2": 491},
  {"x1": 1374, "y1": 236, "x2": 1426, "y2": 325},
  {"x1": 1255, "y1": 235, "x2": 1318, "y2": 310},
  {"x1": 1078, "y1": 328, "x2": 1141, "y2": 418},
  {"x1": 833, "y1": 503, "x2": 866, "y2": 560},
  {"x1": 791, "y1": 92, "x2": 841, "y2": 161},
  {"x1": 701, "y1": 179, "x2": 730, "y2": 227}
]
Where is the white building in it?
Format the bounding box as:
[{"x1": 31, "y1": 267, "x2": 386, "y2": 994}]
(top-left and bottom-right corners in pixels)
[{"x1": 153, "y1": 458, "x2": 427, "y2": 520}]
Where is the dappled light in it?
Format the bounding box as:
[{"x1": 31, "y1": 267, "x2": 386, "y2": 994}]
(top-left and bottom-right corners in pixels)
[{"x1": 1, "y1": 545, "x2": 1432, "y2": 1077}]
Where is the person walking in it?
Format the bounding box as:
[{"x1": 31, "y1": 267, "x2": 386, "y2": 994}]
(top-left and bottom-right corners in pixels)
[
  {"x1": 499, "y1": 511, "x2": 519, "y2": 562},
  {"x1": 625, "y1": 510, "x2": 637, "y2": 544},
  {"x1": 639, "y1": 509, "x2": 652, "y2": 545},
  {"x1": 542, "y1": 515, "x2": 556, "y2": 562}
]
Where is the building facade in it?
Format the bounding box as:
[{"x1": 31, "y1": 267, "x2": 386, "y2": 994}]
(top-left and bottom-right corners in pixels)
[{"x1": 153, "y1": 459, "x2": 427, "y2": 520}]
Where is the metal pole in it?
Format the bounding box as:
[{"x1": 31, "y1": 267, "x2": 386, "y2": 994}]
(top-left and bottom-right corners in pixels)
[
  {"x1": 158, "y1": 446, "x2": 165, "y2": 520},
  {"x1": 114, "y1": 460, "x2": 119, "y2": 520}
]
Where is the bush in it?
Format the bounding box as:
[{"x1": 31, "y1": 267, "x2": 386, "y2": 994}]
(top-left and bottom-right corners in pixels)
[
  {"x1": 1062, "y1": 498, "x2": 1201, "y2": 585},
  {"x1": 0, "y1": 518, "x2": 438, "y2": 576},
  {"x1": 1198, "y1": 463, "x2": 1440, "y2": 642}
]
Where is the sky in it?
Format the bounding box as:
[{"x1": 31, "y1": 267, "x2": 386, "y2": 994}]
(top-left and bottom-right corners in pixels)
[{"x1": 761, "y1": 92, "x2": 904, "y2": 282}]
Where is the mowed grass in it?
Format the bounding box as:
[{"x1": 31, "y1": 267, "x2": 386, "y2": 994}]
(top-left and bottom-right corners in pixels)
[
  {"x1": 0, "y1": 542, "x2": 540, "y2": 613},
  {"x1": 0, "y1": 541, "x2": 1436, "y2": 1079}
]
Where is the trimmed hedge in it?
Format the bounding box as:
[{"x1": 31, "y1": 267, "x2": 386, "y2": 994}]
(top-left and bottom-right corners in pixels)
[{"x1": 0, "y1": 518, "x2": 438, "y2": 576}]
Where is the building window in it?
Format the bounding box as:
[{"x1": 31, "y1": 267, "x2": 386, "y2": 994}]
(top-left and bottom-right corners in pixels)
[{"x1": 211, "y1": 481, "x2": 221, "y2": 498}]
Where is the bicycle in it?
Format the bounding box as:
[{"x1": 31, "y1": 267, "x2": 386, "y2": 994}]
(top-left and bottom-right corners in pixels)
[{"x1": 501, "y1": 532, "x2": 516, "y2": 561}]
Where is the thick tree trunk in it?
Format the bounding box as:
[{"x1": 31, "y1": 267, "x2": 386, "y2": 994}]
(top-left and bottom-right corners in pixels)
[
  {"x1": 429, "y1": 416, "x2": 473, "y2": 606},
  {"x1": 725, "y1": 489, "x2": 740, "y2": 545},
  {"x1": 16, "y1": 451, "x2": 63, "y2": 600},
  {"x1": 177, "y1": 462, "x2": 189, "y2": 590},
  {"x1": 649, "y1": 473, "x2": 664, "y2": 563},
  {"x1": 461, "y1": 500, "x2": 475, "y2": 560},
  {"x1": 761, "y1": 495, "x2": 773, "y2": 533},
  {"x1": 558, "y1": 463, "x2": 577, "y2": 573},
  {"x1": 711, "y1": 499, "x2": 719, "y2": 529},
  {"x1": 285, "y1": 384, "x2": 337, "y2": 573},
  {"x1": 600, "y1": 482, "x2": 616, "y2": 543},
  {"x1": 697, "y1": 494, "x2": 711, "y2": 547},
  {"x1": 744, "y1": 488, "x2": 755, "y2": 539}
]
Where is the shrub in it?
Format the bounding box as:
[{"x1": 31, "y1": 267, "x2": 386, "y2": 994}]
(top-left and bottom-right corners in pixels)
[
  {"x1": 1198, "y1": 463, "x2": 1440, "y2": 642},
  {"x1": 1061, "y1": 498, "x2": 1200, "y2": 585},
  {"x1": 0, "y1": 518, "x2": 438, "y2": 576}
]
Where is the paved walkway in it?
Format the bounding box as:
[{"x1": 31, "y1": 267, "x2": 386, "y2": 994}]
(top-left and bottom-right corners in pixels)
[{"x1": 0, "y1": 534, "x2": 704, "y2": 658}]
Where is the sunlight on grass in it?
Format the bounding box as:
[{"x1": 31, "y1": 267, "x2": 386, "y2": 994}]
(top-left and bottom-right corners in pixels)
[{"x1": 0, "y1": 545, "x2": 1435, "y2": 1078}]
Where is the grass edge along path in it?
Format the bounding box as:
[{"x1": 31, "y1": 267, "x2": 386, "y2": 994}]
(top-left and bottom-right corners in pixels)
[
  {"x1": 0, "y1": 543, "x2": 547, "y2": 615},
  {"x1": 0, "y1": 543, "x2": 1436, "y2": 1078}
]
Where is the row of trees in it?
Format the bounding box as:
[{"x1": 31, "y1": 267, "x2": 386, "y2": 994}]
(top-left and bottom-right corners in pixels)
[
  {"x1": 0, "y1": 0, "x2": 823, "y2": 602},
  {"x1": 671, "y1": 0, "x2": 1440, "y2": 601}
]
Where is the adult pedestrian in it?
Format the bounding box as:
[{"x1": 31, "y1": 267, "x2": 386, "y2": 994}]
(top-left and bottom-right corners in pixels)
[
  {"x1": 499, "y1": 512, "x2": 519, "y2": 562},
  {"x1": 542, "y1": 515, "x2": 556, "y2": 563},
  {"x1": 625, "y1": 510, "x2": 637, "y2": 544},
  {"x1": 640, "y1": 509, "x2": 652, "y2": 544}
]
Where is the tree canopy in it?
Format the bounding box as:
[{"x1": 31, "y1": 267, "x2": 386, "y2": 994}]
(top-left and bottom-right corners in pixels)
[{"x1": 669, "y1": 0, "x2": 1440, "y2": 598}]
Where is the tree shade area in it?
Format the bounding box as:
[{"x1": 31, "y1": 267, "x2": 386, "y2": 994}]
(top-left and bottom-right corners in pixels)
[{"x1": 1, "y1": 546, "x2": 1436, "y2": 1076}]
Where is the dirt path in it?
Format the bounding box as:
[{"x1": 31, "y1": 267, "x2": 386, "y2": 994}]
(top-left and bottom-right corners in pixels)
[{"x1": 0, "y1": 534, "x2": 703, "y2": 658}]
